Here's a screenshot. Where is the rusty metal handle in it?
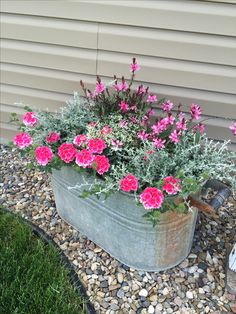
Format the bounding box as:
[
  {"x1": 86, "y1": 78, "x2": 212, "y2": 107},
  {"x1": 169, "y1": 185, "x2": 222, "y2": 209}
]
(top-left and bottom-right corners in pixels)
[{"x1": 202, "y1": 179, "x2": 231, "y2": 210}]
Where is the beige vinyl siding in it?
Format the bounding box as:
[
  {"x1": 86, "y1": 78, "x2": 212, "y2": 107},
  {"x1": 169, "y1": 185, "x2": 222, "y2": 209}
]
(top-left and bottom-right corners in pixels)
[{"x1": 1, "y1": 0, "x2": 236, "y2": 148}]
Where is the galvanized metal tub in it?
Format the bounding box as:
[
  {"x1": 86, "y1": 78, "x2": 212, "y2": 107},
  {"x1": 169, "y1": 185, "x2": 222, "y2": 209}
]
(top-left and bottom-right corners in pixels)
[{"x1": 51, "y1": 166, "x2": 198, "y2": 272}]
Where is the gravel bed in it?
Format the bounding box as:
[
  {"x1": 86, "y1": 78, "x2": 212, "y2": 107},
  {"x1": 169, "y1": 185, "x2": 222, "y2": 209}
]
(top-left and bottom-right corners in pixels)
[{"x1": 0, "y1": 145, "x2": 236, "y2": 314}]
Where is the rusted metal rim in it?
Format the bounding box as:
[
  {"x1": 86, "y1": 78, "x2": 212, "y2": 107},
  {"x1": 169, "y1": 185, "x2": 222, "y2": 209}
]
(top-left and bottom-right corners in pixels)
[{"x1": 2, "y1": 208, "x2": 97, "y2": 314}]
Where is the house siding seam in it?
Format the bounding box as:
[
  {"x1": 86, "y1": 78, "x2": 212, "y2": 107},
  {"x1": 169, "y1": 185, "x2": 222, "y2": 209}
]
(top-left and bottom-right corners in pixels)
[{"x1": 0, "y1": 0, "x2": 236, "y2": 148}]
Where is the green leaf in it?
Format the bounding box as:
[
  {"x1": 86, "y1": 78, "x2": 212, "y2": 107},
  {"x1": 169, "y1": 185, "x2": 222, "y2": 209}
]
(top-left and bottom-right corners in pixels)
[{"x1": 80, "y1": 190, "x2": 90, "y2": 199}]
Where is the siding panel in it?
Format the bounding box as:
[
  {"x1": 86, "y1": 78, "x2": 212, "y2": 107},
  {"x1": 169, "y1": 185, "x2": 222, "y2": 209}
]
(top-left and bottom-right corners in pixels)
[{"x1": 0, "y1": 0, "x2": 236, "y2": 146}]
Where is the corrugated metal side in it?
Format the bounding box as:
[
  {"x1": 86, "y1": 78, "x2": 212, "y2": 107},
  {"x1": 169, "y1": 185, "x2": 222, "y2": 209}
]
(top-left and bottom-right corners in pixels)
[{"x1": 0, "y1": 0, "x2": 236, "y2": 148}]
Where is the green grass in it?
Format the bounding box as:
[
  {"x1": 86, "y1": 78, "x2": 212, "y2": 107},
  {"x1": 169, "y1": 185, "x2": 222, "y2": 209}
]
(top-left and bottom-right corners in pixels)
[{"x1": 0, "y1": 208, "x2": 86, "y2": 314}]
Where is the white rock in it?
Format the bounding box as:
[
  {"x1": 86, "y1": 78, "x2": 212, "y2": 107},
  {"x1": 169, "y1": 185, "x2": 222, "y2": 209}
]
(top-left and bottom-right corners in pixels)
[
  {"x1": 186, "y1": 291, "x2": 194, "y2": 299},
  {"x1": 139, "y1": 288, "x2": 148, "y2": 297},
  {"x1": 117, "y1": 273, "x2": 124, "y2": 284},
  {"x1": 148, "y1": 305, "x2": 155, "y2": 313},
  {"x1": 162, "y1": 287, "x2": 169, "y2": 296}
]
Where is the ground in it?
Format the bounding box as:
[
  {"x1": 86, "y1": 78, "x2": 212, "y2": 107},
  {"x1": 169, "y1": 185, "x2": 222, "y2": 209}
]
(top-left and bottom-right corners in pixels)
[{"x1": 0, "y1": 145, "x2": 235, "y2": 314}]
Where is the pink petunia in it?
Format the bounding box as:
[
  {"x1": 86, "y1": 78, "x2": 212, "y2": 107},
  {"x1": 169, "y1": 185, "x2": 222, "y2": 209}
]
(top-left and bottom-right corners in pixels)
[
  {"x1": 169, "y1": 130, "x2": 180, "y2": 143},
  {"x1": 119, "y1": 101, "x2": 129, "y2": 113},
  {"x1": 73, "y1": 134, "x2": 88, "y2": 147},
  {"x1": 120, "y1": 174, "x2": 139, "y2": 192},
  {"x1": 14, "y1": 132, "x2": 32, "y2": 149},
  {"x1": 147, "y1": 95, "x2": 157, "y2": 103},
  {"x1": 163, "y1": 176, "x2": 181, "y2": 195},
  {"x1": 35, "y1": 146, "x2": 53, "y2": 166},
  {"x1": 75, "y1": 149, "x2": 94, "y2": 168},
  {"x1": 140, "y1": 187, "x2": 164, "y2": 210},
  {"x1": 229, "y1": 122, "x2": 236, "y2": 136},
  {"x1": 93, "y1": 155, "x2": 110, "y2": 175},
  {"x1": 95, "y1": 81, "x2": 105, "y2": 94},
  {"x1": 46, "y1": 132, "x2": 60, "y2": 144},
  {"x1": 23, "y1": 112, "x2": 38, "y2": 127},
  {"x1": 88, "y1": 138, "x2": 107, "y2": 154},
  {"x1": 58, "y1": 143, "x2": 77, "y2": 163},
  {"x1": 162, "y1": 100, "x2": 173, "y2": 112},
  {"x1": 190, "y1": 104, "x2": 202, "y2": 120}
]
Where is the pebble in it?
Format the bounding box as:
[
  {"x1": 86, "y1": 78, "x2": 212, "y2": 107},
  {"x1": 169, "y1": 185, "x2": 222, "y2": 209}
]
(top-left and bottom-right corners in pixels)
[
  {"x1": 139, "y1": 289, "x2": 148, "y2": 297},
  {"x1": 1, "y1": 145, "x2": 235, "y2": 314}
]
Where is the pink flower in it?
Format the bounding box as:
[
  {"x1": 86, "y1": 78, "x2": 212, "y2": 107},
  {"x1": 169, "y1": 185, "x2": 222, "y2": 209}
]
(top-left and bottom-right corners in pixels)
[
  {"x1": 140, "y1": 187, "x2": 164, "y2": 210},
  {"x1": 75, "y1": 149, "x2": 94, "y2": 168},
  {"x1": 137, "y1": 131, "x2": 148, "y2": 141},
  {"x1": 167, "y1": 114, "x2": 175, "y2": 125},
  {"x1": 95, "y1": 81, "x2": 105, "y2": 94},
  {"x1": 111, "y1": 139, "x2": 123, "y2": 150},
  {"x1": 73, "y1": 134, "x2": 88, "y2": 147},
  {"x1": 119, "y1": 120, "x2": 128, "y2": 129},
  {"x1": 153, "y1": 138, "x2": 166, "y2": 149},
  {"x1": 88, "y1": 122, "x2": 97, "y2": 128},
  {"x1": 46, "y1": 132, "x2": 60, "y2": 144},
  {"x1": 147, "y1": 95, "x2": 157, "y2": 103},
  {"x1": 93, "y1": 155, "x2": 110, "y2": 175},
  {"x1": 23, "y1": 112, "x2": 38, "y2": 127},
  {"x1": 193, "y1": 123, "x2": 205, "y2": 135},
  {"x1": 114, "y1": 81, "x2": 128, "y2": 92},
  {"x1": 35, "y1": 146, "x2": 53, "y2": 166},
  {"x1": 190, "y1": 103, "x2": 202, "y2": 120},
  {"x1": 137, "y1": 85, "x2": 146, "y2": 94},
  {"x1": 14, "y1": 132, "x2": 32, "y2": 149},
  {"x1": 169, "y1": 130, "x2": 180, "y2": 143},
  {"x1": 120, "y1": 174, "x2": 139, "y2": 192},
  {"x1": 119, "y1": 101, "x2": 129, "y2": 113},
  {"x1": 100, "y1": 126, "x2": 112, "y2": 135},
  {"x1": 176, "y1": 118, "x2": 187, "y2": 131},
  {"x1": 162, "y1": 100, "x2": 173, "y2": 112},
  {"x1": 130, "y1": 60, "x2": 140, "y2": 72},
  {"x1": 88, "y1": 138, "x2": 107, "y2": 154},
  {"x1": 163, "y1": 176, "x2": 181, "y2": 195},
  {"x1": 58, "y1": 143, "x2": 77, "y2": 163},
  {"x1": 147, "y1": 108, "x2": 155, "y2": 117},
  {"x1": 230, "y1": 122, "x2": 236, "y2": 136},
  {"x1": 86, "y1": 90, "x2": 96, "y2": 99},
  {"x1": 130, "y1": 116, "x2": 138, "y2": 124},
  {"x1": 151, "y1": 118, "x2": 168, "y2": 135}
]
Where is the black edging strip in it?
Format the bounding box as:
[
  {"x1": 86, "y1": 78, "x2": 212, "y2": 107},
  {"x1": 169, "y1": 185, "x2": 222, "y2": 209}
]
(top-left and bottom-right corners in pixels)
[{"x1": 2, "y1": 208, "x2": 97, "y2": 314}]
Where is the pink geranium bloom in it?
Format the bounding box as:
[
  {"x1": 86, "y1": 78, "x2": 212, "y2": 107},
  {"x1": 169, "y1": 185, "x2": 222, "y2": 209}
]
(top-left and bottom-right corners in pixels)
[
  {"x1": 153, "y1": 138, "x2": 166, "y2": 149},
  {"x1": 95, "y1": 81, "x2": 105, "y2": 94},
  {"x1": 46, "y1": 132, "x2": 60, "y2": 144},
  {"x1": 120, "y1": 174, "x2": 139, "y2": 192},
  {"x1": 58, "y1": 143, "x2": 77, "y2": 163},
  {"x1": 190, "y1": 104, "x2": 202, "y2": 120},
  {"x1": 93, "y1": 155, "x2": 110, "y2": 175},
  {"x1": 169, "y1": 130, "x2": 180, "y2": 143},
  {"x1": 137, "y1": 131, "x2": 148, "y2": 141},
  {"x1": 23, "y1": 112, "x2": 38, "y2": 127},
  {"x1": 147, "y1": 95, "x2": 157, "y2": 103},
  {"x1": 163, "y1": 176, "x2": 181, "y2": 195},
  {"x1": 162, "y1": 100, "x2": 173, "y2": 112},
  {"x1": 114, "y1": 81, "x2": 128, "y2": 92},
  {"x1": 88, "y1": 138, "x2": 107, "y2": 154},
  {"x1": 73, "y1": 134, "x2": 88, "y2": 147},
  {"x1": 130, "y1": 60, "x2": 141, "y2": 72},
  {"x1": 119, "y1": 101, "x2": 129, "y2": 113},
  {"x1": 75, "y1": 149, "x2": 94, "y2": 168},
  {"x1": 230, "y1": 121, "x2": 236, "y2": 136},
  {"x1": 35, "y1": 146, "x2": 53, "y2": 166},
  {"x1": 140, "y1": 187, "x2": 164, "y2": 210},
  {"x1": 14, "y1": 132, "x2": 32, "y2": 149}
]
